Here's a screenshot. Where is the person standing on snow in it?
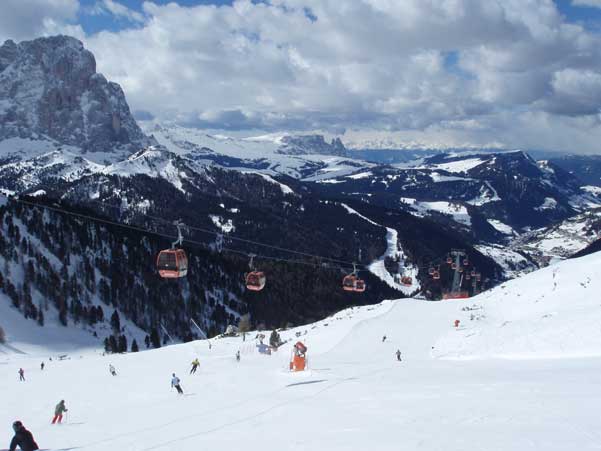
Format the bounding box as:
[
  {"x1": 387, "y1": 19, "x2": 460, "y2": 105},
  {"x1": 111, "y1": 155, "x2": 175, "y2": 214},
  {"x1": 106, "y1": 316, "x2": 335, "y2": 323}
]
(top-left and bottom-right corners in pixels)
[
  {"x1": 382, "y1": 335, "x2": 387, "y2": 343},
  {"x1": 18, "y1": 368, "x2": 25, "y2": 381},
  {"x1": 171, "y1": 373, "x2": 183, "y2": 394},
  {"x1": 396, "y1": 350, "x2": 402, "y2": 362},
  {"x1": 109, "y1": 364, "x2": 117, "y2": 376},
  {"x1": 51, "y1": 400, "x2": 68, "y2": 424},
  {"x1": 190, "y1": 358, "x2": 200, "y2": 374},
  {"x1": 40, "y1": 362, "x2": 44, "y2": 371},
  {"x1": 236, "y1": 350, "x2": 240, "y2": 362},
  {"x1": 9, "y1": 421, "x2": 39, "y2": 451}
]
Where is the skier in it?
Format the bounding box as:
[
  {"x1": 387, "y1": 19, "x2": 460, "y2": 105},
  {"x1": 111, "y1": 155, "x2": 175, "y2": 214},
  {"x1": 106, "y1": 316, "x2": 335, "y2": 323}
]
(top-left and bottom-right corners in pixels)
[
  {"x1": 9, "y1": 421, "x2": 39, "y2": 451},
  {"x1": 236, "y1": 350, "x2": 240, "y2": 362},
  {"x1": 396, "y1": 350, "x2": 402, "y2": 362},
  {"x1": 18, "y1": 368, "x2": 25, "y2": 381},
  {"x1": 109, "y1": 364, "x2": 117, "y2": 376},
  {"x1": 454, "y1": 319, "x2": 460, "y2": 328},
  {"x1": 40, "y1": 362, "x2": 44, "y2": 371},
  {"x1": 382, "y1": 335, "x2": 387, "y2": 343},
  {"x1": 190, "y1": 358, "x2": 200, "y2": 374},
  {"x1": 51, "y1": 400, "x2": 68, "y2": 424},
  {"x1": 171, "y1": 373, "x2": 183, "y2": 395}
]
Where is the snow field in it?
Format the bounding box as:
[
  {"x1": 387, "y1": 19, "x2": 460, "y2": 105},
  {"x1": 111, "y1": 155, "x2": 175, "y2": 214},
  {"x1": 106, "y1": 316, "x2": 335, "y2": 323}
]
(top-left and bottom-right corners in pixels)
[{"x1": 2, "y1": 253, "x2": 601, "y2": 450}]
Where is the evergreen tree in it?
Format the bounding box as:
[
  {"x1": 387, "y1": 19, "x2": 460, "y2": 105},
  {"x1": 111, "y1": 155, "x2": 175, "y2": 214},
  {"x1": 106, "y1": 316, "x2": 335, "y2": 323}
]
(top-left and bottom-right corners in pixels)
[
  {"x1": 37, "y1": 309, "x2": 44, "y2": 327},
  {"x1": 150, "y1": 328, "x2": 161, "y2": 349},
  {"x1": 144, "y1": 335, "x2": 151, "y2": 348},
  {"x1": 131, "y1": 339, "x2": 139, "y2": 352},
  {"x1": 110, "y1": 310, "x2": 121, "y2": 334},
  {"x1": 103, "y1": 337, "x2": 110, "y2": 353},
  {"x1": 109, "y1": 335, "x2": 118, "y2": 353},
  {"x1": 59, "y1": 306, "x2": 68, "y2": 326},
  {"x1": 118, "y1": 335, "x2": 128, "y2": 353}
]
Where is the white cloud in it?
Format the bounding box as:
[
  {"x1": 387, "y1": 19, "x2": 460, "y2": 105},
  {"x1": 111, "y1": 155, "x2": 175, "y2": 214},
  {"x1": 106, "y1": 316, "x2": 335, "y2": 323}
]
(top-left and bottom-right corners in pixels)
[
  {"x1": 89, "y1": 0, "x2": 145, "y2": 23},
  {"x1": 0, "y1": 0, "x2": 80, "y2": 42},
  {"x1": 572, "y1": 0, "x2": 601, "y2": 8},
  {"x1": 3, "y1": 0, "x2": 601, "y2": 153}
]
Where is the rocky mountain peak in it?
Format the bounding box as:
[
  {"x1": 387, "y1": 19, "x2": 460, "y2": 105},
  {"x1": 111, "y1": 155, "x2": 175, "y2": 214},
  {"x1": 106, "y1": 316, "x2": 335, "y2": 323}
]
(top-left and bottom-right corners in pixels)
[
  {"x1": 0, "y1": 35, "x2": 154, "y2": 155},
  {"x1": 277, "y1": 134, "x2": 348, "y2": 157}
]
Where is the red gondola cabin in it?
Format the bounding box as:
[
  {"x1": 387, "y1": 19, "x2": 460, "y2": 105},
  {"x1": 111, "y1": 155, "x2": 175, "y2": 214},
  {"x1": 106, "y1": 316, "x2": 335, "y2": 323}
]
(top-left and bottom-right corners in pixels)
[
  {"x1": 342, "y1": 274, "x2": 357, "y2": 291},
  {"x1": 246, "y1": 271, "x2": 266, "y2": 291},
  {"x1": 354, "y1": 278, "x2": 366, "y2": 292},
  {"x1": 157, "y1": 249, "x2": 188, "y2": 278}
]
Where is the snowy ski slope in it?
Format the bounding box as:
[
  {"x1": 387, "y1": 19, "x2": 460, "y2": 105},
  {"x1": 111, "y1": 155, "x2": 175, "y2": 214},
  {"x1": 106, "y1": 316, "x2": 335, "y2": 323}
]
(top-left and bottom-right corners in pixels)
[{"x1": 2, "y1": 252, "x2": 601, "y2": 450}]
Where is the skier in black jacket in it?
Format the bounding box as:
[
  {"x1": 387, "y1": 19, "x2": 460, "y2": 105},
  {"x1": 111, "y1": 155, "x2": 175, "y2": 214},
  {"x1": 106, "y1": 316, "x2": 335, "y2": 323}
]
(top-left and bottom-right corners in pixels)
[{"x1": 9, "y1": 421, "x2": 39, "y2": 451}]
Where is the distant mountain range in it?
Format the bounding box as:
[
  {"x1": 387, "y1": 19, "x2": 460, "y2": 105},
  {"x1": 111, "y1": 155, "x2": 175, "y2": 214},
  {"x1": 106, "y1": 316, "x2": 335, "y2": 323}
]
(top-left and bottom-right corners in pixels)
[{"x1": 1, "y1": 35, "x2": 599, "y2": 346}]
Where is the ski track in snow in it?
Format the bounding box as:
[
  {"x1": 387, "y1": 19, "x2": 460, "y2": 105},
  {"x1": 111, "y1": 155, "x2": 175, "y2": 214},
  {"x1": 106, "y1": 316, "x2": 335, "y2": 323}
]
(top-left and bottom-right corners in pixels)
[{"x1": 339, "y1": 203, "x2": 420, "y2": 294}]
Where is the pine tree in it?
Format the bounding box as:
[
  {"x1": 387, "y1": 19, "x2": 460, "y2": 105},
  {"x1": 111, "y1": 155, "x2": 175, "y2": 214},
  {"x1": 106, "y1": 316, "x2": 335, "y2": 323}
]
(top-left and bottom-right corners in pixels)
[
  {"x1": 110, "y1": 311, "x2": 121, "y2": 335},
  {"x1": 103, "y1": 337, "x2": 110, "y2": 353},
  {"x1": 0, "y1": 326, "x2": 5, "y2": 344},
  {"x1": 37, "y1": 309, "x2": 44, "y2": 327},
  {"x1": 118, "y1": 335, "x2": 127, "y2": 353},
  {"x1": 131, "y1": 339, "x2": 139, "y2": 352},
  {"x1": 109, "y1": 335, "x2": 118, "y2": 353},
  {"x1": 150, "y1": 328, "x2": 161, "y2": 349},
  {"x1": 59, "y1": 306, "x2": 68, "y2": 326},
  {"x1": 144, "y1": 335, "x2": 150, "y2": 348}
]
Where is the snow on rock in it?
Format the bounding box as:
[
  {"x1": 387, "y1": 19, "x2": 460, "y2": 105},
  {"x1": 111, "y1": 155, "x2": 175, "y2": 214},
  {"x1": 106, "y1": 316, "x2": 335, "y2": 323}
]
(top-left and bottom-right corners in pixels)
[
  {"x1": 466, "y1": 181, "x2": 500, "y2": 206},
  {"x1": 209, "y1": 215, "x2": 235, "y2": 233},
  {"x1": 255, "y1": 173, "x2": 294, "y2": 195},
  {"x1": 487, "y1": 219, "x2": 516, "y2": 236},
  {"x1": 535, "y1": 197, "x2": 558, "y2": 211},
  {"x1": 401, "y1": 197, "x2": 471, "y2": 226},
  {"x1": 475, "y1": 244, "x2": 535, "y2": 278}
]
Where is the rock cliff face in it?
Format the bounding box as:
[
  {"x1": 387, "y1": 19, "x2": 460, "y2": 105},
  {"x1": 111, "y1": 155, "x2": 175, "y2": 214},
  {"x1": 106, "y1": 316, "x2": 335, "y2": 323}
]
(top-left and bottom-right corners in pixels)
[
  {"x1": 276, "y1": 135, "x2": 348, "y2": 156},
  {"x1": 0, "y1": 36, "x2": 153, "y2": 154}
]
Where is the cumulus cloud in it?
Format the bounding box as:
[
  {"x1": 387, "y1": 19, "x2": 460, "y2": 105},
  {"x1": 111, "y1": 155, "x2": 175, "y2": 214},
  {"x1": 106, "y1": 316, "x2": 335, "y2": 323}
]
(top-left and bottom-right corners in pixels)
[
  {"x1": 0, "y1": 0, "x2": 80, "y2": 42},
  {"x1": 3, "y1": 0, "x2": 601, "y2": 153},
  {"x1": 573, "y1": 0, "x2": 601, "y2": 8},
  {"x1": 89, "y1": 0, "x2": 145, "y2": 24}
]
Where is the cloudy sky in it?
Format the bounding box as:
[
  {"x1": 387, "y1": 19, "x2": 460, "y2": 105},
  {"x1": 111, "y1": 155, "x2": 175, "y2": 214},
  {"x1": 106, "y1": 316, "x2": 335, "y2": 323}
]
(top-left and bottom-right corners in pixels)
[{"x1": 2, "y1": 0, "x2": 601, "y2": 152}]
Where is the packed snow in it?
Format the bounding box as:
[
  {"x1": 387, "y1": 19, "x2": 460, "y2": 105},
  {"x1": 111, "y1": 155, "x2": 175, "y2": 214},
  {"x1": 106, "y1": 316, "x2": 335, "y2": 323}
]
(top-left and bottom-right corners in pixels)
[
  {"x1": 368, "y1": 227, "x2": 420, "y2": 295},
  {"x1": 2, "y1": 253, "x2": 601, "y2": 450},
  {"x1": 422, "y1": 157, "x2": 486, "y2": 173},
  {"x1": 487, "y1": 219, "x2": 516, "y2": 236},
  {"x1": 400, "y1": 198, "x2": 472, "y2": 227}
]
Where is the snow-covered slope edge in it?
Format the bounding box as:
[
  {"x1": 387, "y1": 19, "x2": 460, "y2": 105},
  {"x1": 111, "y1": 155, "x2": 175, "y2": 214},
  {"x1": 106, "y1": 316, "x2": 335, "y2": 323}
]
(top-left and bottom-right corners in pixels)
[{"x1": 433, "y1": 251, "x2": 601, "y2": 359}]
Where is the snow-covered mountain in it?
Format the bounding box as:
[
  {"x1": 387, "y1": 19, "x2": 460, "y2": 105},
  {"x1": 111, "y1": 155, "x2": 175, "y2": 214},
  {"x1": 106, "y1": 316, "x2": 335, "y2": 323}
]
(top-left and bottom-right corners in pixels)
[
  {"x1": 0, "y1": 36, "x2": 153, "y2": 160},
  {"x1": 312, "y1": 151, "x2": 600, "y2": 245},
  {"x1": 508, "y1": 208, "x2": 601, "y2": 265},
  {"x1": 1, "y1": 34, "x2": 599, "y2": 348},
  {"x1": 142, "y1": 124, "x2": 368, "y2": 180},
  {"x1": 2, "y1": 251, "x2": 601, "y2": 450}
]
